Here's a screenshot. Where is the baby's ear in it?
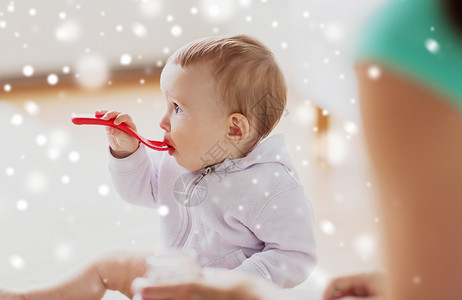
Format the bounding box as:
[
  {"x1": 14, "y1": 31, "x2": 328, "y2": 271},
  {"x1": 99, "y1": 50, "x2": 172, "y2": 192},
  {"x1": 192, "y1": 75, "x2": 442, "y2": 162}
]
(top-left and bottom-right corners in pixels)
[{"x1": 226, "y1": 113, "x2": 250, "y2": 141}]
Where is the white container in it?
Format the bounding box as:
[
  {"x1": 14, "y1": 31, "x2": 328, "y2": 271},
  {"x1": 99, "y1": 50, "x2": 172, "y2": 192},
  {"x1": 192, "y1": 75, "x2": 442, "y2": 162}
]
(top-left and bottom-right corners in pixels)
[{"x1": 145, "y1": 250, "x2": 201, "y2": 285}]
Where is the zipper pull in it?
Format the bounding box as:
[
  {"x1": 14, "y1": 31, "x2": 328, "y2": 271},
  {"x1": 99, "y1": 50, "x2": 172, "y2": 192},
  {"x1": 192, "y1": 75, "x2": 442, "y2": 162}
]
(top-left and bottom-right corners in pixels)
[
  {"x1": 194, "y1": 166, "x2": 214, "y2": 185},
  {"x1": 204, "y1": 166, "x2": 214, "y2": 174}
]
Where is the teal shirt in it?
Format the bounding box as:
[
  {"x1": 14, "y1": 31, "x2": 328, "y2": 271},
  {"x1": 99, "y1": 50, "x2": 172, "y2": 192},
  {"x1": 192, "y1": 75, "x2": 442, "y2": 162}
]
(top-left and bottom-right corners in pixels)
[{"x1": 356, "y1": 0, "x2": 462, "y2": 108}]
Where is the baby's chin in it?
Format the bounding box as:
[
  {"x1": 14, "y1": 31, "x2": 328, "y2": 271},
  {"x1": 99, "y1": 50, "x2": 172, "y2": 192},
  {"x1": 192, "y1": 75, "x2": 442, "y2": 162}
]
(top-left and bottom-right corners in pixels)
[{"x1": 171, "y1": 152, "x2": 203, "y2": 172}]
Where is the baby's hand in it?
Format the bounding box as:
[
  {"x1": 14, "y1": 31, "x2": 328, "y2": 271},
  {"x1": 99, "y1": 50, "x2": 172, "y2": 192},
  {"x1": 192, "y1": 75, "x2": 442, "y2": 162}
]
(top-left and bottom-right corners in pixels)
[
  {"x1": 322, "y1": 272, "x2": 386, "y2": 300},
  {"x1": 96, "y1": 110, "x2": 140, "y2": 158}
]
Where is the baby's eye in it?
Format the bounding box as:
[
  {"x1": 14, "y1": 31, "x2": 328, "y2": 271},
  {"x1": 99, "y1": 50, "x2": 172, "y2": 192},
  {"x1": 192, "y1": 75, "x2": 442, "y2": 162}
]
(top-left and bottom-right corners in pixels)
[{"x1": 174, "y1": 103, "x2": 183, "y2": 114}]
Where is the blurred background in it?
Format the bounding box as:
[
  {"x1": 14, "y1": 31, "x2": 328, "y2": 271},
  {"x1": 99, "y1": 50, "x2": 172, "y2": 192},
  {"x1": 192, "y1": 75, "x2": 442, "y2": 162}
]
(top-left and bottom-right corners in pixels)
[{"x1": 1, "y1": 0, "x2": 386, "y2": 299}]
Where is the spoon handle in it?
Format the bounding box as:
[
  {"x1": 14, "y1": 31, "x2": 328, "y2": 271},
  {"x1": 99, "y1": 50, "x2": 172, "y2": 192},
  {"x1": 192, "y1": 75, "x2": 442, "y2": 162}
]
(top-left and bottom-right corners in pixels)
[
  {"x1": 71, "y1": 114, "x2": 171, "y2": 151},
  {"x1": 72, "y1": 114, "x2": 137, "y2": 136}
]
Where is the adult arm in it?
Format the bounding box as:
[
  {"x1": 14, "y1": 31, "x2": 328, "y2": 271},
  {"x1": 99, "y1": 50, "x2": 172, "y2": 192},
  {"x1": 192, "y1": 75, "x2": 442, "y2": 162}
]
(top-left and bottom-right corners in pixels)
[{"x1": 357, "y1": 62, "x2": 462, "y2": 299}]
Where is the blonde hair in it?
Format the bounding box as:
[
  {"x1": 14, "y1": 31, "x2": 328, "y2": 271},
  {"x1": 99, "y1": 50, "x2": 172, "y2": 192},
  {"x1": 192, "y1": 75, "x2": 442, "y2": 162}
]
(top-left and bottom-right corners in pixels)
[{"x1": 167, "y1": 35, "x2": 287, "y2": 144}]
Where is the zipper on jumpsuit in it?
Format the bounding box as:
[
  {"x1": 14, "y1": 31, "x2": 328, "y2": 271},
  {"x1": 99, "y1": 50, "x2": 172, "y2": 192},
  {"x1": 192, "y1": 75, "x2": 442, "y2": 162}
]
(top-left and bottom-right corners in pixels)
[{"x1": 177, "y1": 166, "x2": 214, "y2": 248}]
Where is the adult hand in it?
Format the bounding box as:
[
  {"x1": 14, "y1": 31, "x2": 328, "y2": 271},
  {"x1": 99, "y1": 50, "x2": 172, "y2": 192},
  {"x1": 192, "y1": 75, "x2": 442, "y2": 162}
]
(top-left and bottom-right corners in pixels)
[
  {"x1": 131, "y1": 268, "x2": 292, "y2": 300},
  {"x1": 322, "y1": 272, "x2": 386, "y2": 300}
]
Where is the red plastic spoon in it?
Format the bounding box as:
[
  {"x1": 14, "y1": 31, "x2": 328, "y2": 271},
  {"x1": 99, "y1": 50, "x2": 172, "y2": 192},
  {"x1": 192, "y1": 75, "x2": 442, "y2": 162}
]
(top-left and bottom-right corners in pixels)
[{"x1": 71, "y1": 112, "x2": 173, "y2": 151}]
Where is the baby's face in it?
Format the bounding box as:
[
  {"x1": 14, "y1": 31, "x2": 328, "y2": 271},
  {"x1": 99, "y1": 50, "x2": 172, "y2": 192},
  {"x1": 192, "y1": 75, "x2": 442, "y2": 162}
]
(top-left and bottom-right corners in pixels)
[{"x1": 159, "y1": 62, "x2": 229, "y2": 171}]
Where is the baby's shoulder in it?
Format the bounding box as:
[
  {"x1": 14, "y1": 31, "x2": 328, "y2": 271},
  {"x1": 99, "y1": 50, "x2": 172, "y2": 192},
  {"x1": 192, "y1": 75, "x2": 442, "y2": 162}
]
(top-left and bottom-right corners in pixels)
[{"x1": 222, "y1": 161, "x2": 300, "y2": 201}]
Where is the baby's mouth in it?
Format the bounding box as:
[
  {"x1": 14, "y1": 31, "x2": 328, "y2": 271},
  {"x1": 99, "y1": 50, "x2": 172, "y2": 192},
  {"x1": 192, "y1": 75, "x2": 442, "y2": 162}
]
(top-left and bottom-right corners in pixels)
[{"x1": 163, "y1": 138, "x2": 175, "y2": 150}]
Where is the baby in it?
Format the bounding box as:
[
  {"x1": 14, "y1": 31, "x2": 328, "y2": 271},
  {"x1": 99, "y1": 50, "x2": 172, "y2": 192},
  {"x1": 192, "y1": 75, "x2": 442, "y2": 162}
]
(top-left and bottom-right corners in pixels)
[{"x1": 1, "y1": 35, "x2": 317, "y2": 300}]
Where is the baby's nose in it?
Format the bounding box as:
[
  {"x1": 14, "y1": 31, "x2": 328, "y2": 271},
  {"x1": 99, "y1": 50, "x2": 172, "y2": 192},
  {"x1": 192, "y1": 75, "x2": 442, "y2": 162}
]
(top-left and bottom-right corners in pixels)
[{"x1": 159, "y1": 115, "x2": 170, "y2": 132}]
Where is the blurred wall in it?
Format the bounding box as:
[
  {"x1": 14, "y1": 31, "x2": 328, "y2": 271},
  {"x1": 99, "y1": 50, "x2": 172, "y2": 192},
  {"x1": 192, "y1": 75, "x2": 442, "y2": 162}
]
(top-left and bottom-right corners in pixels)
[{"x1": 0, "y1": 0, "x2": 386, "y2": 121}]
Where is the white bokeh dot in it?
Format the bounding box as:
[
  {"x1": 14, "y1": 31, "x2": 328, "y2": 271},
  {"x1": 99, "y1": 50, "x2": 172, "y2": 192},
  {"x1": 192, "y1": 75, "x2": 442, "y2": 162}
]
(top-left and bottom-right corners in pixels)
[
  {"x1": 67, "y1": 215, "x2": 76, "y2": 223},
  {"x1": 344, "y1": 121, "x2": 358, "y2": 135},
  {"x1": 36, "y1": 134, "x2": 47, "y2": 146},
  {"x1": 425, "y1": 38, "x2": 440, "y2": 53},
  {"x1": 23, "y1": 65, "x2": 34, "y2": 77},
  {"x1": 17, "y1": 199, "x2": 28, "y2": 211},
  {"x1": 157, "y1": 205, "x2": 169, "y2": 216},
  {"x1": 6, "y1": 167, "x2": 15, "y2": 176},
  {"x1": 47, "y1": 147, "x2": 61, "y2": 160},
  {"x1": 325, "y1": 23, "x2": 344, "y2": 43},
  {"x1": 68, "y1": 151, "x2": 80, "y2": 162},
  {"x1": 11, "y1": 114, "x2": 23, "y2": 125},
  {"x1": 48, "y1": 129, "x2": 71, "y2": 149},
  {"x1": 171, "y1": 25, "x2": 182, "y2": 37},
  {"x1": 367, "y1": 65, "x2": 381, "y2": 80},
  {"x1": 76, "y1": 54, "x2": 108, "y2": 89},
  {"x1": 55, "y1": 242, "x2": 73, "y2": 261},
  {"x1": 138, "y1": 0, "x2": 163, "y2": 17},
  {"x1": 120, "y1": 54, "x2": 132, "y2": 65},
  {"x1": 4, "y1": 84, "x2": 12, "y2": 92},
  {"x1": 61, "y1": 175, "x2": 70, "y2": 184},
  {"x1": 47, "y1": 74, "x2": 59, "y2": 85},
  {"x1": 55, "y1": 20, "x2": 81, "y2": 42},
  {"x1": 354, "y1": 235, "x2": 375, "y2": 260},
  {"x1": 7, "y1": 3, "x2": 15, "y2": 12},
  {"x1": 132, "y1": 23, "x2": 147, "y2": 38},
  {"x1": 29, "y1": 9, "x2": 37, "y2": 16},
  {"x1": 98, "y1": 184, "x2": 110, "y2": 196},
  {"x1": 200, "y1": 0, "x2": 236, "y2": 23},
  {"x1": 26, "y1": 171, "x2": 48, "y2": 193},
  {"x1": 320, "y1": 219, "x2": 336, "y2": 235},
  {"x1": 24, "y1": 100, "x2": 39, "y2": 115},
  {"x1": 10, "y1": 255, "x2": 25, "y2": 270}
]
